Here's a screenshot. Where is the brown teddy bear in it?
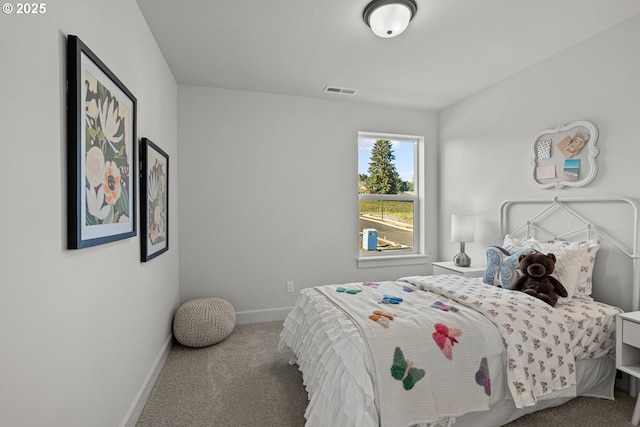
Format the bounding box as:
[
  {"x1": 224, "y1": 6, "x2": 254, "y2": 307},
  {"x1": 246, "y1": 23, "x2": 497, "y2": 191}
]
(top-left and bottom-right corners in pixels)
[{"x1": 512, "y1": 252, "x2": 568, "y2": 307}]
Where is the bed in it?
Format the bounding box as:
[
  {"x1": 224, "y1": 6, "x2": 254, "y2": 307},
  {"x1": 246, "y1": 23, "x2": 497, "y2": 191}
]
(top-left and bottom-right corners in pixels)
[{"x1": 279, "y1": 196, "x2": 640, "y2": 427}]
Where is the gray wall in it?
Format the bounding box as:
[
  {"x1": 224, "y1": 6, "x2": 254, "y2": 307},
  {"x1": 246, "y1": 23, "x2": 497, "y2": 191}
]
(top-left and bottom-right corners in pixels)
[
  {"x1": 0, "y1": 1, "x2": 179, "y2": 426},
  {"x1": 439, "y1": 14, "x2": 640, "y2": 311},
  {"x1": 178, "y1": 86, "x2": 439, "y2": 322}
]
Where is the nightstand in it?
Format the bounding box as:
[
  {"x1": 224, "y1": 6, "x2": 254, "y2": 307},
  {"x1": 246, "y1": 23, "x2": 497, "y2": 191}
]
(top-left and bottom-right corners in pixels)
[
  {"x1": 616, "y1": 312, "x2": 640, "y2": 425},
  {"x1": 431, "y1": 261, "x2": 485, "y2": 278}
]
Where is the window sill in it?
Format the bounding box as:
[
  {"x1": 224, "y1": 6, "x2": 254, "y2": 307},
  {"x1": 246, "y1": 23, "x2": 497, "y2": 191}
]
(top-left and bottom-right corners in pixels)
[{"x1": 357, "y1": 254, "x2": 429, "y2": 269}]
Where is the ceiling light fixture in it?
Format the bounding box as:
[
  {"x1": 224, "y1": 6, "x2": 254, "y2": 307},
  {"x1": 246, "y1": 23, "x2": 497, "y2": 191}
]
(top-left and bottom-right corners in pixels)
[{"x1": 363, "y1": 0, "x2": 417, "y2": 38}]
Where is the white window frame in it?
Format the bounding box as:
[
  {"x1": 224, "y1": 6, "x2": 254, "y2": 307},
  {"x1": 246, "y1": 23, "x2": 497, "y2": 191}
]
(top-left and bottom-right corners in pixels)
[{"x1": 357, "y1": 131, "x2": 427, "y2": 268}]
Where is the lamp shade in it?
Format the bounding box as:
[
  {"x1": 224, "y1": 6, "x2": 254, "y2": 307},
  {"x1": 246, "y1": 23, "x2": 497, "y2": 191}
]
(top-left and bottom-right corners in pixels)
[
  {"x1": 363, "y1": 0, "x2": 417, "y2": 38},
  {"x1": 451, "y1": 215, "x2": 474, "y2": 242}
]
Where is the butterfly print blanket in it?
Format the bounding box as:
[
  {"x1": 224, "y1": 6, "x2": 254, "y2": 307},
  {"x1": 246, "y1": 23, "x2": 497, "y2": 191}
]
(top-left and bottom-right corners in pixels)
[
  {"x1": 316, "y1": 282, "x2": 493, "y2": 427},
  {"x1": 315, "y1": 275, "x2": 576, "y2": 427}
]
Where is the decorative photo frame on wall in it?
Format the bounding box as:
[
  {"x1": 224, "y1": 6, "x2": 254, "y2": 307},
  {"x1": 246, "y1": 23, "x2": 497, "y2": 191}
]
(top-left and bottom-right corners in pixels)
[
  {"x1": 529, "y1": 120, "x2": 599, "y2": 189},
  {"x1": 140, "y1": 138, "x2": 169, "y2": 262},
  {"x1": 66, "y1": 35, "x2": 137, "y2": 249}
]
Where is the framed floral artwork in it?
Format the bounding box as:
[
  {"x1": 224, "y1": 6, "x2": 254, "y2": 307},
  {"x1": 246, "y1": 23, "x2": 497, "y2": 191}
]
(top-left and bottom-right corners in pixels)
[
  {"x1": 140, "y1": 138, "x2": 169, "y2": 262},
  {"x1": 66, "y1": 35, "x2": 137, "y2": 249}
]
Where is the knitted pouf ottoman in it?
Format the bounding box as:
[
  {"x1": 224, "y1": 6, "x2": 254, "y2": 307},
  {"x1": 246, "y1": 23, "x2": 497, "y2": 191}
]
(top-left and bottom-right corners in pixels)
[{"x1": 173, "y1": 297, "x2": 236, "y2": 348}]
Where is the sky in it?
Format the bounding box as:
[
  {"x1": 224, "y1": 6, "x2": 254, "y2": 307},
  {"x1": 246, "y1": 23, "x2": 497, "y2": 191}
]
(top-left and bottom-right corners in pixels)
[{"x1": 358, "y1": 137, "x2": 415, "y2": 183}]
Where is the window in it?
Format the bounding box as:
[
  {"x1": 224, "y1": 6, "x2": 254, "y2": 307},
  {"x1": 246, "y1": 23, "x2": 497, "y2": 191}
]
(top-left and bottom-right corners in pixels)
[{"x1": 358, "y1": 132, "x2": 425, "y2": 266}]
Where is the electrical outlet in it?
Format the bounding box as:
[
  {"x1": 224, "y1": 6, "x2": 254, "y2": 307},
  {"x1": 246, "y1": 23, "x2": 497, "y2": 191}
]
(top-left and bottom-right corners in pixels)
[{"x1": 286, "y1": 281, "x2": 294, "y2": 293}]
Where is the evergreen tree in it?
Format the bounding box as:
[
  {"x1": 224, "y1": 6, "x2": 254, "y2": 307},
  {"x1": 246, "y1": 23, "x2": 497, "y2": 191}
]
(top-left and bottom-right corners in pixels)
[{"x1": 366, "y1": 139, "x2": 402, "y2": 194}]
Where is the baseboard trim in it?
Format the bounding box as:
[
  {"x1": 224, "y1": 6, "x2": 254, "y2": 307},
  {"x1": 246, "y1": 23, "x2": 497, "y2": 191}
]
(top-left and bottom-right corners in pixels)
[
  {"x1": 235, "y1": 306, "x2": 293, "y2": 324},
  {"x1": 120, "y1": 333, "x2": 173, "y2": 427}
]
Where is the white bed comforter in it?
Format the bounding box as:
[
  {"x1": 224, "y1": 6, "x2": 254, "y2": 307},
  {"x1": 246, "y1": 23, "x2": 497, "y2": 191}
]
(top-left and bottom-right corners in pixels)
[{"x1": 282, "y1": 275, "x2": 578, "y2": 427}]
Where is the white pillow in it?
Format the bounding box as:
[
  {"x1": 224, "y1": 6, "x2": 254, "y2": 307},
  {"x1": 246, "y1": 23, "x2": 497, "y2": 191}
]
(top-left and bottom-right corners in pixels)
[
  {"x1": 551, "y1": 239, "x2": 599, "y2": 299},
  {"x1": 502, "y1": 235, "x2": 591, "y2": 303}
]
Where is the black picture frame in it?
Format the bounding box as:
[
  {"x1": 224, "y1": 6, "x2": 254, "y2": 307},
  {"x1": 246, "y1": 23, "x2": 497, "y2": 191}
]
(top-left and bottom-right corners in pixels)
[
  {"x1": 67, "y1": 35, "x2": 137, "y2": 249},
  {"x1": 140, "y1": 138, "x2": 169, "y2": 262}
]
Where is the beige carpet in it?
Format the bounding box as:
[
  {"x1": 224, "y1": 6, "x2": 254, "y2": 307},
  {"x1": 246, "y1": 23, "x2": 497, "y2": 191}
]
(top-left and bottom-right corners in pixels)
[
  {"x1": 136, "y1": 321, "x2": 307, "y2": 427},
  {"x1": 136, "y1": 321, "x2": 637, "y2": 427}
]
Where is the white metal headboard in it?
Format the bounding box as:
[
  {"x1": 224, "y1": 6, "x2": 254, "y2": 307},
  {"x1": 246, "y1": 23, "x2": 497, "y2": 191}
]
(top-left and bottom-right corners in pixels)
[{"x1": 499, "y1": 196, "x2": 640, "y2": 311}]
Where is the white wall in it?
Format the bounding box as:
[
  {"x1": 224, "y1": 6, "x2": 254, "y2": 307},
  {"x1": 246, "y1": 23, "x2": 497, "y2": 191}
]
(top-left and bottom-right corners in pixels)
[
  {"x1": 3, "y1": 2, "x2": 636, "y2": 424},
  {"x1": 439, "y1": 14, "x2": 640, "y2": 311},
  {"x1": 0, "y1": 1, "x2": 179, "y2": 426},
  {"x1": 178, "y1": 86, "x2": 438, "y2": 323}
]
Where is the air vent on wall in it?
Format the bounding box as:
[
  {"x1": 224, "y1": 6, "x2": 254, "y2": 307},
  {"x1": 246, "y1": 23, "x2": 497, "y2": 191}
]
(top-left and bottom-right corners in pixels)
[{"x1": 323, "y1": 85, "x2": 359, "y2": 96}]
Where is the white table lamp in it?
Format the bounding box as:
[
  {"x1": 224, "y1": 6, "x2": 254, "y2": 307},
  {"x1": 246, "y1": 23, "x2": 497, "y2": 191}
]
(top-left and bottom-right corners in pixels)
[{"x1": 451, "y1": 214, "x2": 474, "y2": 267}]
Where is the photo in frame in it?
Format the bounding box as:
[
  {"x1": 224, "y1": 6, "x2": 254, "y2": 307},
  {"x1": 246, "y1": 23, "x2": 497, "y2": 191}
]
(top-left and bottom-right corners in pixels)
[
  {"x1": 140, "y1": 138, "x2": 169, "y2": 262},
  {"x1": 67, "y1": 35, "x2": 137, "y2": 248},
  {"x1": 564, "y1": 158, "x2": 580, "y2": 181}
]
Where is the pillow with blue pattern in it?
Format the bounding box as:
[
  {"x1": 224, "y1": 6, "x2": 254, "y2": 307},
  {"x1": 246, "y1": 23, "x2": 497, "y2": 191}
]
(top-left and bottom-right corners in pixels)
[{"x1": 483, "y1": 246, "x2": 536, "y2": 289}]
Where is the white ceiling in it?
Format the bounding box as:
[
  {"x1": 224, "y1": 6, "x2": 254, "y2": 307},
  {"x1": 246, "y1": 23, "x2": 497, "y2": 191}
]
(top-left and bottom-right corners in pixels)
[{"x1": 136, "y1": 0, "x2": 640, "y2": 111}]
